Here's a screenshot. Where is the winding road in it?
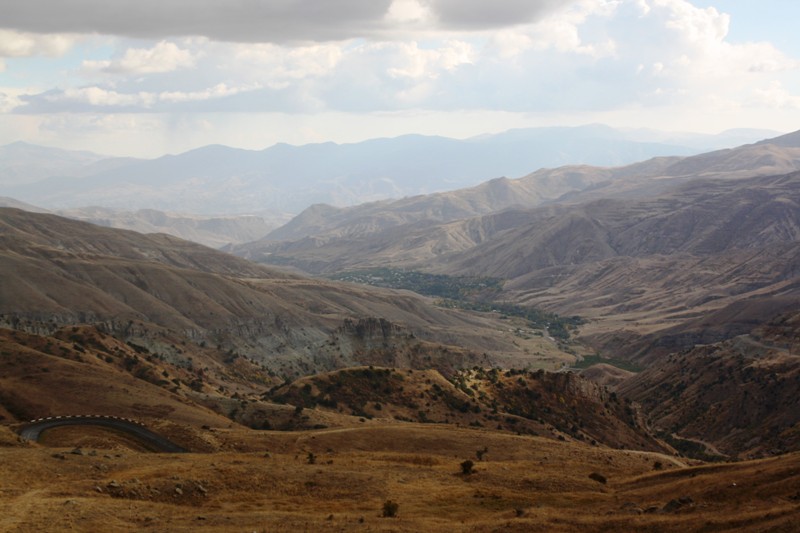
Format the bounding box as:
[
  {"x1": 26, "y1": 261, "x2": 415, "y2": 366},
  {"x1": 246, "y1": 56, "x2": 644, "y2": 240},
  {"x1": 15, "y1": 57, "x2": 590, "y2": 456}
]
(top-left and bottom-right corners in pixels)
[{"x1": 18, "y1": 416, "x2": 186, "y2": 453}]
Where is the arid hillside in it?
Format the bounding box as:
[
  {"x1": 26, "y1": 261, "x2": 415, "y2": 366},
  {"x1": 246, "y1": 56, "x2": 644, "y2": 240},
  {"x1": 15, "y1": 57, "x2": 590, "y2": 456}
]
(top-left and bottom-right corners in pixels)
[
  {"x1": 235, "y1": 169, "x2": 800, "y2": 365},
  {"x1": 1, "y1": 320, "x2": 798, "y2": 531},
  {"x1": 0, "y1": 207, "x2": 580, "y2": 376},
  {"x1": 619, "y1": 312, "x2": 800, "y2": 459},
  {"x1": 266, "y1": 366, "x2": 664, "y2": 452}
]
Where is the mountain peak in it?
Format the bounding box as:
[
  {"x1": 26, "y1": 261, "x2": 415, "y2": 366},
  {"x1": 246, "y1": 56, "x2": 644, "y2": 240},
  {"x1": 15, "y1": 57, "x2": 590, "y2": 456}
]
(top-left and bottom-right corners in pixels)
[{"x1": 756, "y1": 128, "x2": 800, "y2": 148}]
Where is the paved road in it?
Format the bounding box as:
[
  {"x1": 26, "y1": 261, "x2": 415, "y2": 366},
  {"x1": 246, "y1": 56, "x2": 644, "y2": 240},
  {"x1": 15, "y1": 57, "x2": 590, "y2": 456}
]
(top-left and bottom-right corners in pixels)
[{"x1": 18, "y1": 416, "x2": 186, "y2": 453}]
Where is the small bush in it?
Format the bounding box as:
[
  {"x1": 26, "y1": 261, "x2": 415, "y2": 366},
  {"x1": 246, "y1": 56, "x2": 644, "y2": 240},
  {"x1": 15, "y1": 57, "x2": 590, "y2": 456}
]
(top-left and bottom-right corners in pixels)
[
  {"x1": 461, "y1": 459, "x2": 475, "y2": 475},
  {"x1": 382, "y1": 500, "x2": 399, "y2": 517},
  {"x1": 588, "y1": 472, "x2": 607, "y2": 484}
]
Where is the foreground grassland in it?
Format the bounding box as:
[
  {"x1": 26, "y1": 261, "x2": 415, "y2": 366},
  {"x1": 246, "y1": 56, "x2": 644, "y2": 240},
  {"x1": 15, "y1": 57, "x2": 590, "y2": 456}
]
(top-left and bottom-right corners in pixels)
[{"x1": 1, "y1": 424, "x2": 798, "y2": 532}]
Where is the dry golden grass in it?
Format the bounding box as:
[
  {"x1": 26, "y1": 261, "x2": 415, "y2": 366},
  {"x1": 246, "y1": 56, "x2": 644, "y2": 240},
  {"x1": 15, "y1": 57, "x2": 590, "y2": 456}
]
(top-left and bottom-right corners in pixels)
[{"x1": 1, "y1": 423, "x2": 797, "y2": 532}]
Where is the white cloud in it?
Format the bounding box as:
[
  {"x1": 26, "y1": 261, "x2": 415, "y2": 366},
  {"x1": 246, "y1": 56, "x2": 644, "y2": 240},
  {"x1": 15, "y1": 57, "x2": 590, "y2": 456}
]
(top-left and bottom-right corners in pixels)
[
  {"x1": 0, "y1": 29, "x2": 75, "y2": 57},
  {"x1": 655, "y1": 0, "x2": 728, "y2": 45},
  {"x1": 751, "y1": 81, "x2": 800, "y2": 110},
  {"x1": 58, "y1": 87, "x2": 155, "y2": 107},
  {"x1": 82, "y1": 41, "x2": 197, "y2": 74},
  {"x1": 634, "y1": 1, "x2": 797, "y2": 88},
  {"x1": 384, "y1": 40, "x2": 474, "y2": 79},
  {"x1": 3, "y1": 0, "x2": 800, "y2": 150},
  {"x1": 0, "y1": 90, "x2": 25, "y2": 112},
  {"x1": 385, "y1": 0, "x2": 434, "y2": 24},
  {"x1": 159, "y1": 83, "x2": 258, "y2": 103},
  {"x1": 11, "y1": 0, "x2": 796, "y2": 118},
  {"x1": 41, "y1": 83, "x2": 261, "y2": 109},
  {"x1": 230, "y1": 42, "x2": 344, "y2": 85},
  {"x1": 489, "y1": 30, "x2": 534, "y2": 59}
]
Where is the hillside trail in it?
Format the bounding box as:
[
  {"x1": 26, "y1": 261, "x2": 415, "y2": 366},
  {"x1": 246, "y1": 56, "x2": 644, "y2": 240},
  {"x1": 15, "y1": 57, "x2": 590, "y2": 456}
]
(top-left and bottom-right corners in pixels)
[
  {"x1": 670, "y1": 433, "x2": 727, "y2": 458},
  {"x1": 623, "y1": 450, "x2": 688, "y2": 468}
]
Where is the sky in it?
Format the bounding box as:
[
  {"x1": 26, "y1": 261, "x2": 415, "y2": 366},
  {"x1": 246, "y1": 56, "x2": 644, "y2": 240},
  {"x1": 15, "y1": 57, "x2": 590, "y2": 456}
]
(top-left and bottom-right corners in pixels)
[{"x1": 1, "y1": 0, "x2": 799, "y2": 157}]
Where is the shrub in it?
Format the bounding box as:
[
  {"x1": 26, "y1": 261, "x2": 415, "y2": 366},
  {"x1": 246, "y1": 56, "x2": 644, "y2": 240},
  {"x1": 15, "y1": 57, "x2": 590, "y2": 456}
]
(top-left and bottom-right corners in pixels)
[
  {"x1": 382, "y1": 500, "x2": 399, "y2": 517},
  {"x1": 588, "y1": 472, "x2": 607, "y2": 484},
  {"x1": 461, "y1": 459, "x2": 475, "y2": 475}
]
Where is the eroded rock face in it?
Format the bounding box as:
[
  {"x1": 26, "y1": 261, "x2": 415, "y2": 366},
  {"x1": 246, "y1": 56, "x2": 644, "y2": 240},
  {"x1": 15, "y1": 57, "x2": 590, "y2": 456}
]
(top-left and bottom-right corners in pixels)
[{"x1": 338, "y1": 317, "x2": 404, "y2": 341}]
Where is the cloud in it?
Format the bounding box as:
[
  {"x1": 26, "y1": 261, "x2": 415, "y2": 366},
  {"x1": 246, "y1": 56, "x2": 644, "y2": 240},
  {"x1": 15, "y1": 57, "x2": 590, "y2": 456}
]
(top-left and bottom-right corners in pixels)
[
  {"x1": 385, "y1": 0, "x2": 434, "y2": 25},
  {"x1": 429, "y1": 0, "x2": 572, "y2": 30},
  {"x1": 25, "y1": 83, "x2": 264, "y2": 111},
  {"x1": 751, "y1": 81, "x2": 800, "y2": 110},
  {"x1": 381, "y1": 40, "x2": 474, "y2": 79},
  {"x1": 1, "y1": 0, "x2": 393, "y2": 43},
  {"x1": 0, "y1": 29, "x2": 76, "y2": 57},
  {"x1": 58, "y1": 87, "x2": 155, "y2": 108},
  {"x1": 1, "y1": 0, "x2": 577, "y2": 43},
  {"x1": 5, "y1": 0, "x2": 800, "y2": 124},
  {"x1": 81, "y1": 41, "x2": 197, "y2": 74},
  {"x1": 229, "y1": 42, "x2": 344, "y2": 85},
  {"x1": 0, "y1": 90, "x2": 25, "y2": 112}
]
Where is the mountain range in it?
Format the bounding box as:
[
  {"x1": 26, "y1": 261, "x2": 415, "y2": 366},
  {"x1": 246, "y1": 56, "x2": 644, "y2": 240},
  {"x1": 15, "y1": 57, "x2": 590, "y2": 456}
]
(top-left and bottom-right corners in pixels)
[
  {"x1": 0, "y1": 125, "x2": 778, "y2": 216},
  {"x1": 235, "y1": 133, "x2": 800, "y2": 316}
]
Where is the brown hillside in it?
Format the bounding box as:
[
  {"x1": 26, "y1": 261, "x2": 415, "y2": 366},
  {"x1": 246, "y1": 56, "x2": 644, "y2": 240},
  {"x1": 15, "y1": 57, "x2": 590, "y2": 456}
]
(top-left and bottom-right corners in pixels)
[
  {"x1": 619, "y1": 313, "x2": 800, "y2": 459},
  {"x1": 267, "y1": 366, "x2": 667, "y2": 453},
  {"x1": 0, "y1": 208, "x2": 569, "y2": 375}
]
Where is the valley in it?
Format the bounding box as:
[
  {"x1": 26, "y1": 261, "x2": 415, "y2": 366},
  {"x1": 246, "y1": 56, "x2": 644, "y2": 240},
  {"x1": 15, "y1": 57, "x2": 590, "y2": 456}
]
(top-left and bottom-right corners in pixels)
[{"x1": 1, "y1": 128, "x2": 800, "y2": 531}]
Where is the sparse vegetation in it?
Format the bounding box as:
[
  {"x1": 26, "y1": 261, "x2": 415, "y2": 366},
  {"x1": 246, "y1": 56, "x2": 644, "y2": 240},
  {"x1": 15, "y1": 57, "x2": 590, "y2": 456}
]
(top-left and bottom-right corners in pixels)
[
  {"x1": 330, "y1": 268, "x2": 582, "y2": 340},
  {"x1": 382, "y1": 499, "x2": 399, "y2": 518},
  {"x1": 588, "y1": 472, "x2": 607, "y2": 484},
  {"x1": 437, "y1": 299, "x2": 584, "y2": 340}
]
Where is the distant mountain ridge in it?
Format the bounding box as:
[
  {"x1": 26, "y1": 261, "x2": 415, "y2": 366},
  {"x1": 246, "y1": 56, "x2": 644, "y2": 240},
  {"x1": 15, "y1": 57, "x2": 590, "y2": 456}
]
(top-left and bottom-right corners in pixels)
[
  {"x1": 0, "y1": 141, "x2": 139, "y2": 186},
  {"x1": 0, "y1": 125, "x2": 779, "y2": 215},
  {"x1": 235, "y1": 130, "x2": 800, "y2": 265}
]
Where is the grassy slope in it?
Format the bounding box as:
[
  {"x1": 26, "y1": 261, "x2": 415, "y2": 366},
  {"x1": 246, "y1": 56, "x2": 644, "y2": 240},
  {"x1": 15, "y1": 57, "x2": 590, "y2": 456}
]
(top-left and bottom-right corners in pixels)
[{"x1": 0, "y1": 426, "x2": 797, "y2": 531}]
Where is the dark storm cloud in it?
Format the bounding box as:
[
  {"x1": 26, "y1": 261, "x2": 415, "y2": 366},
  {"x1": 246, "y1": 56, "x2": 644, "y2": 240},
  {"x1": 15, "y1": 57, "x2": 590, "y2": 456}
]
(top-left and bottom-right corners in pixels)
[
  {"x1": 1, "y1": 0, "x2": 393, "y2": 42},
  {"x1": 430, "y1": 0, "x2": 571, "y2": 30},
  {"x1": 2, "y1": 0, "x2": 577, "y2": 42}
]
